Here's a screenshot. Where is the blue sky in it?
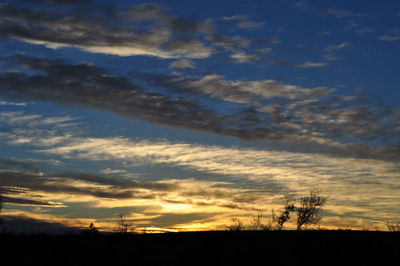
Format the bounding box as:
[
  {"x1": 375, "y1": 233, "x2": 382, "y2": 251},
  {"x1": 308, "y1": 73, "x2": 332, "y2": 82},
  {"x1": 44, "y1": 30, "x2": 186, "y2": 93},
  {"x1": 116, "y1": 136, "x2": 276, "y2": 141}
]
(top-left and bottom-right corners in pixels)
[{"x1": 0, "y1": 0, "x2": 399, "y2": 232}]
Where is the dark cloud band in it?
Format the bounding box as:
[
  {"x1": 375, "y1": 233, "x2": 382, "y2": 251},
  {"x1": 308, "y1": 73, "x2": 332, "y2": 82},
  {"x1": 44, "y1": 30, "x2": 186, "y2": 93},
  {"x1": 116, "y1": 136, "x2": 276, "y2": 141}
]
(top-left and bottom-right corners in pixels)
[{"x1": 1, "y1": 54, "x2": 399, "y2": 161}]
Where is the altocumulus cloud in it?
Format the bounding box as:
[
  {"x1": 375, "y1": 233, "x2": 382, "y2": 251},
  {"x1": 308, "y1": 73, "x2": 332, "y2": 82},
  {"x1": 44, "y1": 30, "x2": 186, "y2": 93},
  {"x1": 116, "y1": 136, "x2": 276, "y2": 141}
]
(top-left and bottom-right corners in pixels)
[
  {"x1": 158, "y1": 72, "x2": 400, "y2": 161},
  {"x1": 0, "y1": 1, "x2": 214, "y2": 58},
  {"x1": 1, "y1": 54, "x2": 400, "y2": 161},
  {"x1": 0, "y1": 1, "x2": 273, "y2": 64},
  {"x1": 1, "y1": 54, "x2": 236, "y2": 138}
]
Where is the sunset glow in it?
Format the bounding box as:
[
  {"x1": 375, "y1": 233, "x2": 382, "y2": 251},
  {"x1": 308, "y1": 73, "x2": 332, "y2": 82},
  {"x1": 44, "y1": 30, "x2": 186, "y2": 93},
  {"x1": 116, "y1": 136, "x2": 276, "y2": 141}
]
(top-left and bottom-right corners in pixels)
[{"x1": 0, "y1": 0, "x2": 399, "y2": 233}]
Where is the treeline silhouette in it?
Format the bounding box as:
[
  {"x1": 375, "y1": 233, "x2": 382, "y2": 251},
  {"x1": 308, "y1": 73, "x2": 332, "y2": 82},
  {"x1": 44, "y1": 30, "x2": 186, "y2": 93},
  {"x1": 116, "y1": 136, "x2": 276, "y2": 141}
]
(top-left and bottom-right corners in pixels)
[
  {"x1": 1, "y1": 189, "x2": 399, "y2": 234},
  {"x1": 1, "y1": 229, "x2": 399, "y2": 266},
  {"x1": 1, "y1": 190, "x2": 400, "y2": 265}
]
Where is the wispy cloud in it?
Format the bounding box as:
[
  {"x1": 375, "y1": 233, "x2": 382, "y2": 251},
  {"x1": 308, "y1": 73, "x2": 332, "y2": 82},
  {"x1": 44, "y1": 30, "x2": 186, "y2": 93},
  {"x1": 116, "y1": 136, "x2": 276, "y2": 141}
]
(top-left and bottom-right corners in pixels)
[
  {"x1": 205, "y1": 34, "x2": 261, "y2": 62},
  {"x1": 3, "y1": 126, "x2": 399, "y2": 227},
  {"x1": 1, "y1": 0, "x2": 398, "y2": 233},
  {"x1": 295, "y1": 61, "x2": 327, "y2": 68},
  {"x1": 323, "y1": 53, "x2": 341, "y2": 61},
  {"x1": 379, "y1": 29, "x2": 400, "y2": 41},
  {"x1": 325, "y1": 42, "x2": 351, "y2": 52},
  {"x1": 0, "y1": 2, "x2": 214, "y2": 58},
  {"x1": 0, "y1": 111, "x2": 78, "y2": 129},
  {"x1": 327, "y1": 8, "x2": 370, "y2": 18},
  {"x1": 1, "y1": 111, "x2": 400, "y2": 230},
  {"x1": 100, "y1": 168, "x2": 129, "y2": 175},
  {"x1": 293, "y1": 1, "x2": 310, "y2": 11},
  {"x1": 0, "y1": 167, "x2": 180, "y2": 204},
  {"x1": 0, "y1": 99, "x2": 27, "y2": 106},
  {"x1": 30, "y1": 134, "x2": 400, "y2": 227},
  {"x1": 353, "y1": 27, "x2": 376, "y2": 35},
  {"x1": 323, "y1": 42, "x2": 350, "y2": 61},
  {"x1": 1, "y1": 195, "x2": 59, "y2": 207},
  {"x1": 221, "y1": 15, "x2": 264, "y2": 30},
  {"x1": 207, "y1": 35, "x2": 252, "y2": 51},
  {"x1": 272, "y1": 59, "x2": 327, "y2": 68},
  {"x1": 169, "y1": 59, "x2": 195, "y2": 70},
  {"x1": 3, "y1": 113, "x2": 399, "y2": 194},
  {"x1": 229, "y1": 51, "x2": 260, "y2": 63},
  {"x1": 0, "y1": 158, "x2": 273, "y2": 228},
  {"x1": 0, "y1": 112, "x2": 41, "y2": 125},
  {"x1": 0, "y1": 158, "x2": 41, "y2": 174},
  {"x1": 319, "y1": 30, "x2": 332, "y2": 36}
]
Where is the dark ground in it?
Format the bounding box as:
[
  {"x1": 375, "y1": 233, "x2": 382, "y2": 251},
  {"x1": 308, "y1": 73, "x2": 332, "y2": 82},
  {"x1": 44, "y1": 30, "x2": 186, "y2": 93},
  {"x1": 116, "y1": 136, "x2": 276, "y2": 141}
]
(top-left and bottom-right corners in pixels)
[{"x1": 1, "y1": 230, "x2": 399, "y2": 266}]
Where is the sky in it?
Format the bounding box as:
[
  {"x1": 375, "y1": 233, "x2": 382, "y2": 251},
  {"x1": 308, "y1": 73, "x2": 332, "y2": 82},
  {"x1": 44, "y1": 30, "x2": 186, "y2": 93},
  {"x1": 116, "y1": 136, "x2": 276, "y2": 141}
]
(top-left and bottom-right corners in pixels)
[{"x1": 0, "y1": 0, "x2": 399, "y2": 233}]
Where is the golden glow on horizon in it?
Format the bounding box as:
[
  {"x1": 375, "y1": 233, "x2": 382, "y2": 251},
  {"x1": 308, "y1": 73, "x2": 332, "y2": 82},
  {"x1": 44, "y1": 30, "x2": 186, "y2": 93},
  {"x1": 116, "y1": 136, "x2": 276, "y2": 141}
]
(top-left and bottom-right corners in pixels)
[
  {"x1": 2, "y1": 172, "x2": 399, "y2": 231},
  {"x1": 1, "y1": 112, "x2": 399, "y2": 232}
]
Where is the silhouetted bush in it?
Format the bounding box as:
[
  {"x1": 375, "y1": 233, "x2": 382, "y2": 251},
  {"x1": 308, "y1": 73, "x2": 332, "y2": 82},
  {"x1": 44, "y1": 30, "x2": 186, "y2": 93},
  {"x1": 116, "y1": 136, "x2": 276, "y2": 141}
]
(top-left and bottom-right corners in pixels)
[
  {"x1": 228, "y1": 217, "x2": 244, "y2": 231},
  {"x1": 250, "y1": 214, "x2": 263, "y2": 230},
  {"x1": 82, "y1": 222, "x2": 99, "y2": 235},
  {"x1": 250, "y1": 213, "x2": 273, "y2": 230},
  {"x1": 387, "y1": 222, "x2": 400, "y2": 232}
]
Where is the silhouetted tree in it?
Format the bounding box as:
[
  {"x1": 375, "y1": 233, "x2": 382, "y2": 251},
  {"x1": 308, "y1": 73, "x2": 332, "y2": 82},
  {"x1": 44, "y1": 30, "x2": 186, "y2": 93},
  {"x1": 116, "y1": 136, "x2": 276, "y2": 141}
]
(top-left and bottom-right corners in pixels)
[
  {"x1": 82, "y1": 222, "x2": 99, "y2": 235},
  {"x1": 295, "y1": 189, "x2": 328, "y2": 230},
  {"x1": 228, "y1": 217, "x2": 244, "y2": 231},
  {"x1": 88, "y1": 222, "x2": 99, "y2": 233},
  {"x1": 273, "y1": 194, "x2": 296, "y2": 230},
  {"x1": 115, "y1": 214, "x2": 134, "y2": 233}
]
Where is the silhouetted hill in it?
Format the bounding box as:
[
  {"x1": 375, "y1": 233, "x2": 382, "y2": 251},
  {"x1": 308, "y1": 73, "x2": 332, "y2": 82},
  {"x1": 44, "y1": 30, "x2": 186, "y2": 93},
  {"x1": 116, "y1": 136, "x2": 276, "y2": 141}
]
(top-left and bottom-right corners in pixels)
[
  {"x1": 1, "y1": 215, "x2": 81, "y2": 235},
  {"x1": 0, "y1": 230, "x2": 399, "y2": 266}
]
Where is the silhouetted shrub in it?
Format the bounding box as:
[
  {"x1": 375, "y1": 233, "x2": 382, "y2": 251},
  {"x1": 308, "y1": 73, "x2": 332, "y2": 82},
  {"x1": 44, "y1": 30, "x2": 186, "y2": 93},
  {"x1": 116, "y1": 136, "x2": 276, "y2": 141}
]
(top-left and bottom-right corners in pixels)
[
  {"x1": 387, "y1": 222, "x2": 400, "y2": 232},
  {"x1": 250, "y1": 214, "x2": 263, "y2": 230},
  {"x1": 250, "y1": 213, "x2": 273, "y2": 230},
  {"x1": 81, "y1": 223, "x2": 99, "y2": 236},
  {"x1": 228, "y1": 217, "x2": 244, "y2": 231}
]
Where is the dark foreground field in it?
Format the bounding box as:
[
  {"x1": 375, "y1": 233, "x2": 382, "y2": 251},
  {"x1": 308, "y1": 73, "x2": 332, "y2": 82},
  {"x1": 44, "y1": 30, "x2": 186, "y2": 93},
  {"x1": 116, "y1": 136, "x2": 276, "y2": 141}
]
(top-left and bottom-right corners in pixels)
[{"x1": 1, "y1": 230, "x2": 399, "y2": 266}]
